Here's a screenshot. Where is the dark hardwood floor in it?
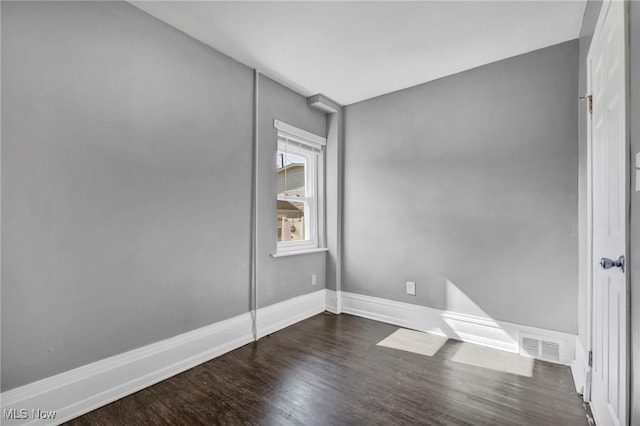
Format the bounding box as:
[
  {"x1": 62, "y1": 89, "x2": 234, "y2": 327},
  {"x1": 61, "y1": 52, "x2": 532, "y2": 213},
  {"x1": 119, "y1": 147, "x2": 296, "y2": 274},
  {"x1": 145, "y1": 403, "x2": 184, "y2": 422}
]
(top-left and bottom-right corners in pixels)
[{"x1": 66, "y1": 313, "x2": 589, "y2": 426}]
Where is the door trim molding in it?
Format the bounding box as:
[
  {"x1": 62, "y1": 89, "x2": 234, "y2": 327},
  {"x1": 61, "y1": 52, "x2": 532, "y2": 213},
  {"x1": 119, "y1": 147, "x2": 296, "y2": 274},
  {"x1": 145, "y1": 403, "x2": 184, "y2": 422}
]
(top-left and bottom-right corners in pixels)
[{"x1": 571, "y1": 338, "x2": 589, "y2": 394}]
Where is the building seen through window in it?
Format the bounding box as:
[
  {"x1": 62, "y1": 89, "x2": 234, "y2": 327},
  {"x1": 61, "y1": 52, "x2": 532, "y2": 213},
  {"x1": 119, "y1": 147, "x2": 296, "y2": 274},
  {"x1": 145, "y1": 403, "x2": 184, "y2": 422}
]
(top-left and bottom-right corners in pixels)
[{"x1": 276, "y1": 151, "x2": 306, "y2": 242}]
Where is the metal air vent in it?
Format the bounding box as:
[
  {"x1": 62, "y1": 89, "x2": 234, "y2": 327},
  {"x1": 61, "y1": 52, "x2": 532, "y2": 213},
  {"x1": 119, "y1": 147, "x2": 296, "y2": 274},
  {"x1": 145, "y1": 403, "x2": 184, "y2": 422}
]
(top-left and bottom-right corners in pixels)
[{"x1": 519, "y1": 334, "x2": 563, "y2": 363}]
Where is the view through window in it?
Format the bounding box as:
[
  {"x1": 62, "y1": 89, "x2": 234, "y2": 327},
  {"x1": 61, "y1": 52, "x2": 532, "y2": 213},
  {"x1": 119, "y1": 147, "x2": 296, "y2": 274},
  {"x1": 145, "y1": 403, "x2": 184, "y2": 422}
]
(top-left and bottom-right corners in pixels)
[{"x1": 276, "y1": 149, "x2": 308, "y2": 242}]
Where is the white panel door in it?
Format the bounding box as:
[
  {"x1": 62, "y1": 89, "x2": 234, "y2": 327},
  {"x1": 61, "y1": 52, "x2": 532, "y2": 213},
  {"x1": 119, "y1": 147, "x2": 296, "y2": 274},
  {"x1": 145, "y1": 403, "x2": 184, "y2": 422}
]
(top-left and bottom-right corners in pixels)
[{"x1": 589, "y1": 1, "x2": 628, "y2": 425}]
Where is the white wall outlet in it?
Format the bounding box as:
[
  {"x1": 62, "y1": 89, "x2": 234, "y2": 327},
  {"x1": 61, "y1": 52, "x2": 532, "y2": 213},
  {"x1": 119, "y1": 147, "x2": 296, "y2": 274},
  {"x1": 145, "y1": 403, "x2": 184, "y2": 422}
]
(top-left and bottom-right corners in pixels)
[
  {"x1": 406, "y1": 281, "x2": 416, "y2": 295},
  {"x1": 311, "y1": 274, "x2": 317, "y2": 285}
]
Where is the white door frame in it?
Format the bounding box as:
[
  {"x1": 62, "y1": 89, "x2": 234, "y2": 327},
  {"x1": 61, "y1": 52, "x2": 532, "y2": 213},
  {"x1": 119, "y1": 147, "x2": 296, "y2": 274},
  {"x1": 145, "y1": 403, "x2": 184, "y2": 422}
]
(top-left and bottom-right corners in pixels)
[{"x1": 585, "y1": 0, "x2": 630, "y2": 424}]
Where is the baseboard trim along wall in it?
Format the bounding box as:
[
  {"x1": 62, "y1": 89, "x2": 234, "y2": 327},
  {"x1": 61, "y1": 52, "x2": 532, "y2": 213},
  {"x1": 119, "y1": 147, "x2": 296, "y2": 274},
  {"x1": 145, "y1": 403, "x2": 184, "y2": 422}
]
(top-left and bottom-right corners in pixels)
[
  {"x1": 570, "y1": 338, "x2": 590, "y2": 396},
  {"x1": 329, "y1": 290, "x2": 577, "y2": 365},
  {"x1": 325, "y1": 287, "x2": 342, "y2": 314},
  {"x1": 0, "y1": 289, "x2": 327, "y2": 426},
  {"x1": 256, "y1": 290, "x2": 327, "y2": 339},
  {"x1": 2, "y1": 288, "x2": 579, "y2": 425}
]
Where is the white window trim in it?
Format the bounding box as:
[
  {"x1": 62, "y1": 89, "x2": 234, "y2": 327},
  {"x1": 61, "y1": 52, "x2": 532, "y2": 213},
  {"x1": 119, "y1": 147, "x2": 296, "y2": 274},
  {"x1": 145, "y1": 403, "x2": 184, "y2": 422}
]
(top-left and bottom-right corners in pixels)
[
  {"x1": 274, "y1": 120, "x2": 326, "y2": 256},
  {"x1": 270, "y1": 248, "x2": 328, "y2": 258},
  {"x1": 274, "y1": 119, "x2": 326, "y2": 149}
]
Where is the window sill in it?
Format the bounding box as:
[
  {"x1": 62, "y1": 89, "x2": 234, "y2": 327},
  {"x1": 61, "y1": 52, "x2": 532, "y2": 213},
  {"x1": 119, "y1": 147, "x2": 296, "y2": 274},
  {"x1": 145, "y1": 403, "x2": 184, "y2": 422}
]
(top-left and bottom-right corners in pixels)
[{"x1": 270, "y1": 248, "x2": 329, "y2": 258}]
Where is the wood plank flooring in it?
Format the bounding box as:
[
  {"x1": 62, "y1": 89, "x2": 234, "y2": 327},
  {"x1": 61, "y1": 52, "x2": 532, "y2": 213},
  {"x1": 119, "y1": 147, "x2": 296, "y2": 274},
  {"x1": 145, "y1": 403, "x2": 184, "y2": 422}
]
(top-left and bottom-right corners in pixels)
[{"x1": 66, "y1": 313, "x2": 589, "y2": 425}]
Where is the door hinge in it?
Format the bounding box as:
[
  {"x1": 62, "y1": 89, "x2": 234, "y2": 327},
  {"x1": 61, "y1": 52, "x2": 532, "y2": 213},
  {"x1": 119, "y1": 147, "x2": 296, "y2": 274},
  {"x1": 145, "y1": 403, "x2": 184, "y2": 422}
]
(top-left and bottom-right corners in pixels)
[
  {"x1": 588, "y1": 350, "x2": 593, "y2": 367},
  {"x1": 579, "y1": 94, "x2": 593, "y2": 113}
]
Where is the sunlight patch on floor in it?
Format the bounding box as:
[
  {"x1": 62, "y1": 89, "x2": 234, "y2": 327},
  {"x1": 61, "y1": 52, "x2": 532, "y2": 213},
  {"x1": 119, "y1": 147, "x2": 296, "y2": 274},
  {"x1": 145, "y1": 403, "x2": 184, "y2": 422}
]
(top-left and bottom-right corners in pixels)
[
  {"x1": 450, "y1": 342, "x2": 534, "y2": 377},
  {"x1": 377, "y1": 328, "x2": 448, "y2": 357}
]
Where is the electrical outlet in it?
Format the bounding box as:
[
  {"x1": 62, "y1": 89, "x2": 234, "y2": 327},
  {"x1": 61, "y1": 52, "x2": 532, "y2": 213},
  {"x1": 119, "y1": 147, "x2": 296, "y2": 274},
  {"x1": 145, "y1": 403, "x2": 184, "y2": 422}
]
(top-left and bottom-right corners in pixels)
[
  {"x1": 406, "y1": 281, "x2": 416, "y2": 295},
  {"x1": 311, "y1": 274, "x2": 317, "y2": 285}
]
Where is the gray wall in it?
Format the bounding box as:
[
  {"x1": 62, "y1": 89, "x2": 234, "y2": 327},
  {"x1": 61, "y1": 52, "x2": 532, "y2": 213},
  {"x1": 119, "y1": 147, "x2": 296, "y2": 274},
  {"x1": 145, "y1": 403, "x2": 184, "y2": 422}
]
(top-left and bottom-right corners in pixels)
[
  {"x1": 1, "y1": 1, "x2": 254, "y2": 391},
  {"x1": 630, "y1": 2, "x2": 640, "y2": 423},
  {"x1": 256, "y1": 74, "x2": 327, "y2": 307},
  {"x1": 1, "y1": 1, "x2": 327, "y2": 392},
  {"x1": 343, "y1": 41, "x2": 579, "y2": 333}
]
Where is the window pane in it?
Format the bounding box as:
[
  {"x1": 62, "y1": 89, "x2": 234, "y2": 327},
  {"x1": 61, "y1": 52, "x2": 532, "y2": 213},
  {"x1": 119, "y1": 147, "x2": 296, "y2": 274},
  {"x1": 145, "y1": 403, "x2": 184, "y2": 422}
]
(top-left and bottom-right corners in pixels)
[
  {"x1": 277, "y1": 200, "x2": 305, "y2": 242},
  {"x1": 277, "y1": 151, "x2": 306, "y2": 197}
]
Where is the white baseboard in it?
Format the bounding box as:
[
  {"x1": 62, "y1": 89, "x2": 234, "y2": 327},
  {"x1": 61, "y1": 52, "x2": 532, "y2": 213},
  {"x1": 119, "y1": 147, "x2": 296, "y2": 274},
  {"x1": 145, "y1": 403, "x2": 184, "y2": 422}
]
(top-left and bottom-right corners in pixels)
[
  {"x1": 571, "y1": 338, "x2": 590, "y2": 396},
  {"x1": 1, "y1": 313, "x2": 253, "y2": 426},
  {"x1": 337, "y1": 291, "x2": 577, "y2": 365},
  {"x1": 1, "y1": 289, "x2": 327, "y2": 425},
  {"x1": 325, "y1": 289, "x2": 341, "y2": 314},
  {"x1": 1, "y1": 288, "x2": 579, "y2": 425},
  {"x1": 256, "y1": 289, "x2": 327, "y2": 338}
]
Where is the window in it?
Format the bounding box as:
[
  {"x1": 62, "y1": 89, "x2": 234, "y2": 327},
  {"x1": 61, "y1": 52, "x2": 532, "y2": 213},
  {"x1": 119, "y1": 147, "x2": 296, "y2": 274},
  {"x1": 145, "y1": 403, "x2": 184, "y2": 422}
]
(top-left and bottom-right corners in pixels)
[{"x1": 274, "y1": 120, "x2": 325, "y2": 254}]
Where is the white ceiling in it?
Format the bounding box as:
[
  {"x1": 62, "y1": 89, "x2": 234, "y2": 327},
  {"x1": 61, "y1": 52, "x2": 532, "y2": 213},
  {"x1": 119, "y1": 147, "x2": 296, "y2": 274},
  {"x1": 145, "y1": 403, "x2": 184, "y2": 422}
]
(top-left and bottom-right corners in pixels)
[{"x1": 131, "y1": 1, "x2": 587, "y2": 106}]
